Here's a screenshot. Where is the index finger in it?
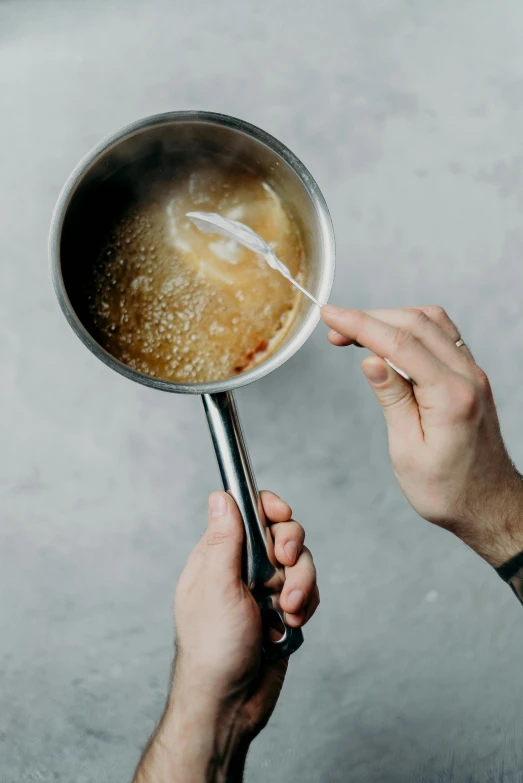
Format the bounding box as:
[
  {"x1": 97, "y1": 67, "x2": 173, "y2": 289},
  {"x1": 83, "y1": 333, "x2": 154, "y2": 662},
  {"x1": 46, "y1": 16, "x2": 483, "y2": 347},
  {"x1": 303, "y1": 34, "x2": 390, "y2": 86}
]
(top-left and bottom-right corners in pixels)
[{"x1": 321, "y1": 306, "x2": 450, "y2": 386}]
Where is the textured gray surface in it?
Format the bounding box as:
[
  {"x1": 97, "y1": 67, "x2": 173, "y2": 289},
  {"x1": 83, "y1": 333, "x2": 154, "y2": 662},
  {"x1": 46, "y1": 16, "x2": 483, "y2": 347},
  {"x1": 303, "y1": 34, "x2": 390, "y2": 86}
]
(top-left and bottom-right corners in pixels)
[{"x1": 2, "y1": 1, "x2": 523, "y2": 781}]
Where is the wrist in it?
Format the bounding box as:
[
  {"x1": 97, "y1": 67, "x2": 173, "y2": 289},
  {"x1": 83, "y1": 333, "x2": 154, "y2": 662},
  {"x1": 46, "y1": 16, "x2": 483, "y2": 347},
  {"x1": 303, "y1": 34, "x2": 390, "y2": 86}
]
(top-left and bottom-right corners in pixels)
[
  {"x1": 466, "y1": 471, "x2": 523, "y2": 569},
  {"x1": 164, "y1": 688, "x2": 251, "y2": 783},
  {"x1": 135, "y1": 676, "x2": 252, "y2": 783}
]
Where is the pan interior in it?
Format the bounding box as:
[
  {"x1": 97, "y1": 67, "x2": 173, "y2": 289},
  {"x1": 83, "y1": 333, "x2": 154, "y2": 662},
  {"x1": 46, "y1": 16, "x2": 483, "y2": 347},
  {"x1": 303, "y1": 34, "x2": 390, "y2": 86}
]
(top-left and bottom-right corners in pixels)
[
  {"x1": 59, "y1": 118, "x2": 329, "y2": 391},
  {"x1": 61, "y1": 125, "x2": 324, "y2": 384}
]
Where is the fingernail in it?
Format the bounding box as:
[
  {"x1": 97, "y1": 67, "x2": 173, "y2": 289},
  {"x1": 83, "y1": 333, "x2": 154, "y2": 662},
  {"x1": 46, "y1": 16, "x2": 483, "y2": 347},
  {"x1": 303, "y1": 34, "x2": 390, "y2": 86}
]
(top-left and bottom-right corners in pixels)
[
  {"x1": 322, "y1": 305, "x2": 343, "y2": 317},
  {"x1": 284, "y1": 540, "x2": 298, "y2": 564},
  {"x1": 209, "y1": 492, "x2": 227, "y2": 518},
  {"x1": 287, "y1": 589, "x2": 305, "y2": 612},
  {"x1": 363, "y1": 361, "x2": 389, "y2": 384},
  {"x1": 285, "y1": 611, "x2": 305, "y2": 627}
]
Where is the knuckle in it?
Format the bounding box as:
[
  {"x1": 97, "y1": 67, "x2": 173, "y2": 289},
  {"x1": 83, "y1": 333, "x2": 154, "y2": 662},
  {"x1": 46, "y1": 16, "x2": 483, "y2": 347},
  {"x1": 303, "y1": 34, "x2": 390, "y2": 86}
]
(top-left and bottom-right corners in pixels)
[
  {"x1": 281, "y1": 531, "x2": 305, "y2": 553},
  {"x1": 305, "y1": 553, "x2": 317, "y2": 581},
  {"x1": 422, "y1": 304, "x2": 448, "y2": 323},
  {"x1": 301, "y1": 544, "x2": 314, "y2": 562},
  {"x1": 352, "y1": 310, "x2": 368, "y2": 338},
  {"x1": 206, "y1": 530, "x2": 229, "y2": 548},
  {"x1": 270, "y1": 522, "x2": 282, "y2": 538},
  {"x1": 392, "y1": 328, "x2": 415, "y2": 352},
  {"x1": 292, "y1": 554, "x2": 316, "y2": 584},
  {"x1": 421, "y1": 304, "x2": 453, "y2": 330},
  {"x1": 430, "y1": 304, "x2": 448, "y2": 321},
  {"x1": 407, "y1": 308, "x2": 430, "y2": 330},
  {"x1": 473, "y1": 367, "x2": 491, "y2": 392},
  {"x1": 452, "y1": 380, "x2": 481, "y2": 420},
  {"x1": 379, "y1": 386, "x2": 414, "y2": 410},
  {"x1": 292, "y1": 522, "x2": 306, "y2": 542}
]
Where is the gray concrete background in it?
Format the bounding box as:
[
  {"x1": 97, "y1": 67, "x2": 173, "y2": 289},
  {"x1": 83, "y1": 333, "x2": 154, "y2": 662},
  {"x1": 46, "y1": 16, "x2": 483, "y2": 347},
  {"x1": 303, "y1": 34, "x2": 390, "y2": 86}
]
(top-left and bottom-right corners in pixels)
[{"x1": 2, "y1": 0, "x2": 523, "y2": 780}]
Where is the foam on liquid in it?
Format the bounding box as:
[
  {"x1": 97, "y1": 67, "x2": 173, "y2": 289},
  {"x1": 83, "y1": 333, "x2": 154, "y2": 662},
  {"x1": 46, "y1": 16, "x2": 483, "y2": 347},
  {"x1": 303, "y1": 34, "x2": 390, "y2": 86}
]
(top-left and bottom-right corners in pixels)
[{"x1": 88, "y1": 163, "x2": 304, "y2": 383}]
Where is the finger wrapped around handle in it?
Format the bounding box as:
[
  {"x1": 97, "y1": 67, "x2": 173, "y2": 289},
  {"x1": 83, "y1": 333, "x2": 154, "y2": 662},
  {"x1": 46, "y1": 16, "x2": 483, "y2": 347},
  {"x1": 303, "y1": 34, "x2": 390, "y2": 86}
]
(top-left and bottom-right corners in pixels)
[{"x1": 202, "y1": 391, "x2": 304, "y2": 660}]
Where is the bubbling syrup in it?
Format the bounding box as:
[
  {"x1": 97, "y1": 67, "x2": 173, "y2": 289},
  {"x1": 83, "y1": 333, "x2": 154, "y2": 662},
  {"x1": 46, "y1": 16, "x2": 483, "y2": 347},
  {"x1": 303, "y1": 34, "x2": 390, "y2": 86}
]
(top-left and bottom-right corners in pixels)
[{"x1": 88, "y1": 163, "x2": 304, "y2": 383}]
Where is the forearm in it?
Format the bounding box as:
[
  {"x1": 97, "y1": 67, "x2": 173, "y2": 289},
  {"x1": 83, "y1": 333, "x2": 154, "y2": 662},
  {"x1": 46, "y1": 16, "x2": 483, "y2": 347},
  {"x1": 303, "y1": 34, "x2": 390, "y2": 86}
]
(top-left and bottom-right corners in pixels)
[
  {"x1": 133, "y1": 687, "x2": 250, "y2": 783},
  {"x1": 469, "y1": 471, "x2": 523, "y2": 603},
  {"x1": 133, "y1": 730, "x2": 248, "y2": 783}
]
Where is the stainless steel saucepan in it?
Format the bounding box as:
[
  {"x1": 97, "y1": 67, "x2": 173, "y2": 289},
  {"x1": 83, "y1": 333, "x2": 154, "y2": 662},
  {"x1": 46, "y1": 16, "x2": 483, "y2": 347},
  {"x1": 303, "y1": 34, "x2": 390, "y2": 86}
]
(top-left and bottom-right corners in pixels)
[{"x1": 49, "y1": 111, "x2": 335, "y2": 660}]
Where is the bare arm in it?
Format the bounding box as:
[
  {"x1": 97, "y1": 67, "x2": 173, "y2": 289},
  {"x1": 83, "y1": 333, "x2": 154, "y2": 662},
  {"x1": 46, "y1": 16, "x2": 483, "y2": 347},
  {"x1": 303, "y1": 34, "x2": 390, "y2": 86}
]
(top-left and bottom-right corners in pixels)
[
  {"x1": 321, "y1": 304, "x2": 523, "y2": 595},
  {"x1": 133, "y1": 683, "x2": 250, "y2": 783},
  {"x1": 133, "y1": 491, "x2": 319, "y2": 783}
]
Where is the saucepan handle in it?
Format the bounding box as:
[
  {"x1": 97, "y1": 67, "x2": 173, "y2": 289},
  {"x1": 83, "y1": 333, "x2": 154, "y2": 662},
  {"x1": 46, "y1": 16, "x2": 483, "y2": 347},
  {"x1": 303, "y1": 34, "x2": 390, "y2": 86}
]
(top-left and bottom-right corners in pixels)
[{"x1": 202, "y1": 391, "x2": 304, "y2": 661}]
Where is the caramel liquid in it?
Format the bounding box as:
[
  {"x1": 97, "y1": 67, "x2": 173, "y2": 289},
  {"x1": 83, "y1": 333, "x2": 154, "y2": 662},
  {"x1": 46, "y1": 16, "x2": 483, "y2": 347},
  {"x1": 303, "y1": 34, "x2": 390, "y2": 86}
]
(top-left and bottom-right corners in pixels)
[{"x1": 88, "y1": 163, "x2": 304, "y2": 383}]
